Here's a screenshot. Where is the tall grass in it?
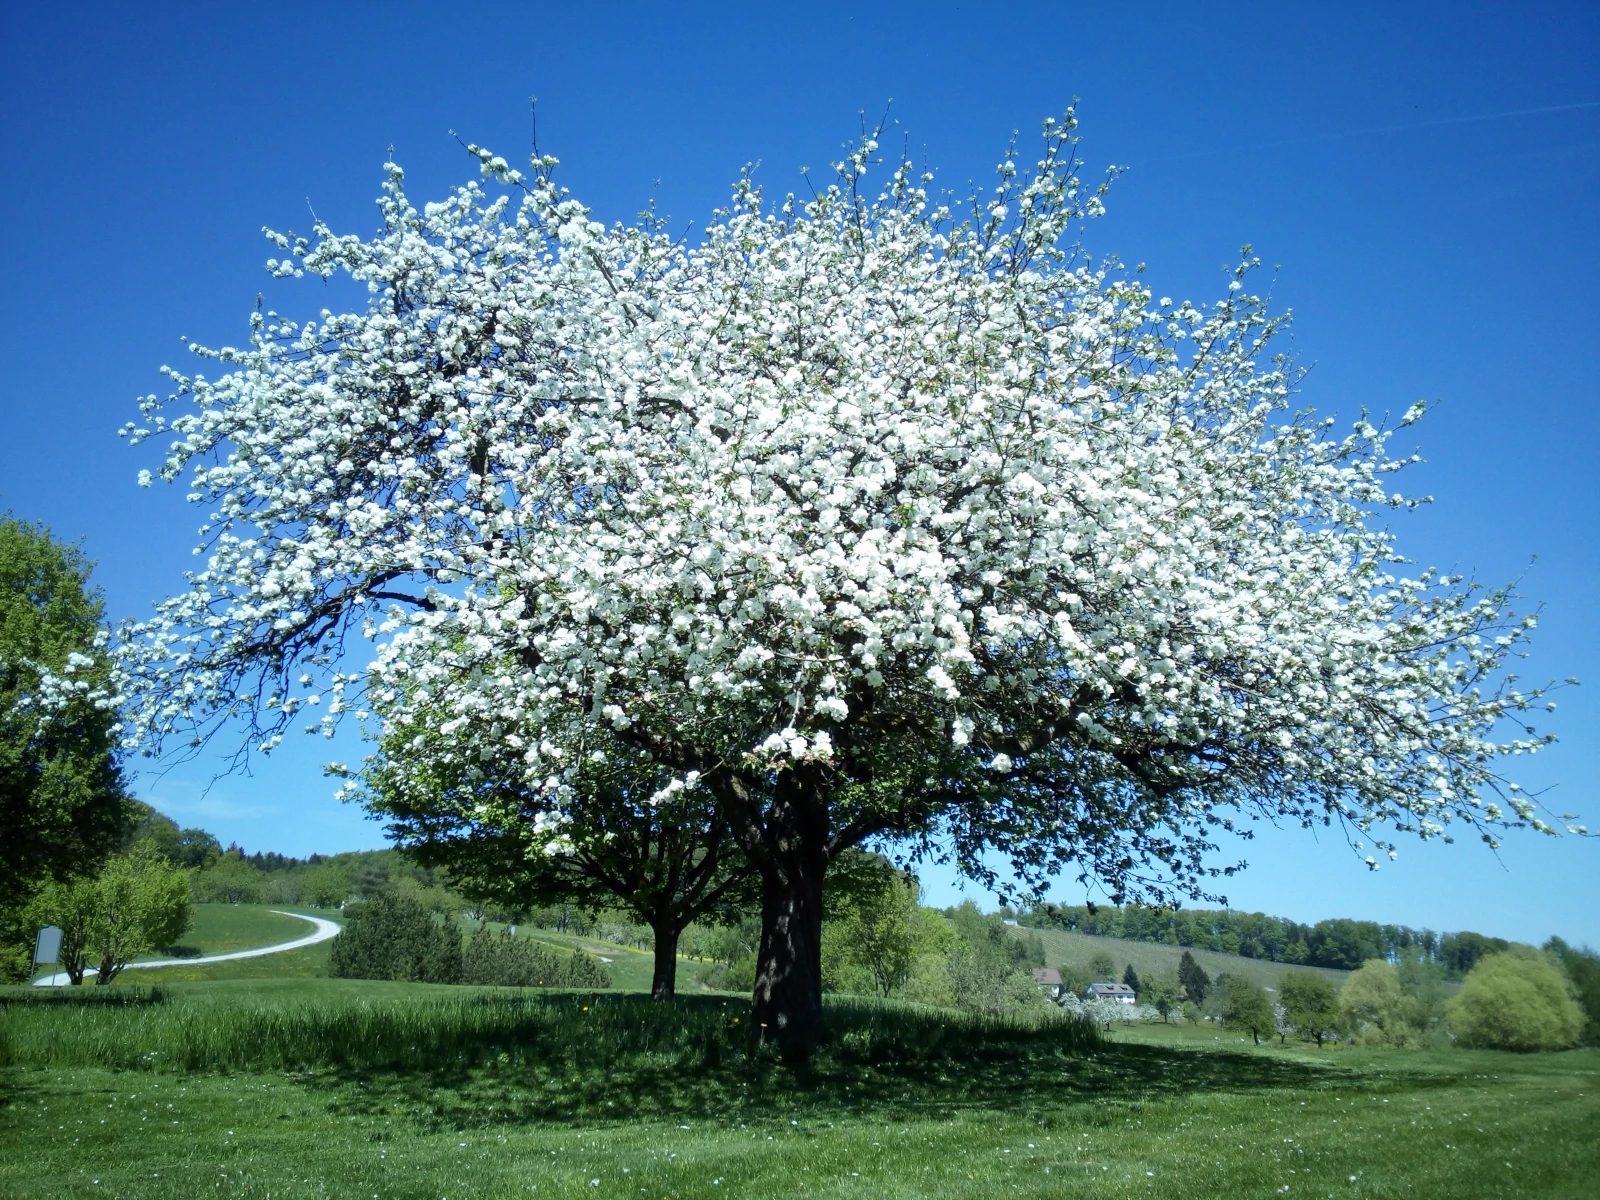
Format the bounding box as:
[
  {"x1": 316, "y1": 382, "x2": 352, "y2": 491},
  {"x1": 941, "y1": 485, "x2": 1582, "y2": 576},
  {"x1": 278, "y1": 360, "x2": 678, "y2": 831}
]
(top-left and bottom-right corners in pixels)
[{"x1": 0, "y1": 988, "x2": 1098, "y2": 1075}]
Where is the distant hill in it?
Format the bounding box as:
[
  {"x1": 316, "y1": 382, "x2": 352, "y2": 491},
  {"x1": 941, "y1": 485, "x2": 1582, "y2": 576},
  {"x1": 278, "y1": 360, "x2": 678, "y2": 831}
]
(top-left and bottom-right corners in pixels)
[
  {"x1": 1017, "y1": 902, "x2": 1513, "y2": 979},
  {"x1": 1013, "y1": 924, "x2": 1349, "y2": 992}
]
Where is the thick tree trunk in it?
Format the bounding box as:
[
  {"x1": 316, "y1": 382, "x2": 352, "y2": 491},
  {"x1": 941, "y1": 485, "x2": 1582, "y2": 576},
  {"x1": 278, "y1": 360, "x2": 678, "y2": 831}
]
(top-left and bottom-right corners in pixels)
[
  {"x1": 650, "y1": 918, "x2": 680, "y2": 1001},
  {"x1": 750, "y1": 843, "x2": 828, "y2": 1058}
]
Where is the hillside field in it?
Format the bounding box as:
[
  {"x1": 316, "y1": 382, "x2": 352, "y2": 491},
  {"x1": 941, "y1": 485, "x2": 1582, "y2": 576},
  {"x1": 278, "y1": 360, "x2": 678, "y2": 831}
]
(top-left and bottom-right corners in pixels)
[
  {"x1": 1017, "y1": 923, "x2": 1351, "y2": 990},
  {"x1": 150, "y1": 904, "x2": 319, "y2": 960}
]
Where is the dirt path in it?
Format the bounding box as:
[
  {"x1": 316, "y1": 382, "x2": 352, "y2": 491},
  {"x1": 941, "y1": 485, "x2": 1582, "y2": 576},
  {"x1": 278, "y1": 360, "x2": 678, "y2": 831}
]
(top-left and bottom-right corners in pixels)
[{"x1": 32, "y1": 910, "x2": 340, "y2": 987}]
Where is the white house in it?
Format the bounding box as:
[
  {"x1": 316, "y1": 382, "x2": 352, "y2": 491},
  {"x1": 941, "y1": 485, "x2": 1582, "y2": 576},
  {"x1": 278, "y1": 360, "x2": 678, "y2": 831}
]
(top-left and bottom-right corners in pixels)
[{"x1": 1085, "y1": 982, "x2": 1137, "y2": 1004}]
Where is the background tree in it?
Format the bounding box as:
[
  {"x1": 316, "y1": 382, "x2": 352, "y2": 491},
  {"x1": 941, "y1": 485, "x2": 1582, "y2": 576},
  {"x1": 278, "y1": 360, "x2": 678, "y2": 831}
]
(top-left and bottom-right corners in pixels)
[
  {"x1": 299, "y1": 862, "x2": 353, "y2": 908},
  {"x1": 1279, "y1": 970, "x2": 1343, "y2": 1047},
  {"x1": 121, "y1": 115, "x2": 1561, "y2": 1053},
  {"x1": 1090, "y1": 950, "x2": 1116, "y2": 980},
  {"x1": 1543, "y1": 938, "x2": 1600, "y2": 1045},
  {"x1": 1144, "y1": 976, "x2": 1181, "y2": 1023},
  {"x1": 1219, "y1": 974, "x2": 1275, "y2": 1044},
  {"x1": 1341, "y1": 958, "x2": 1424, "y2": 1047},
  {"x1": 1121, "y1": 962, "x2": 1141, "y2": 996},
  {"x1": 819, "y1": 854, "x2": 921, "y2": 997},
  {"x1": 1178, "y1": 951, "x2": 1211, "y2": 1004},
  {"x1": 1447, "y1": 949, "x2": 1584, "y2": 1051},
  {"x1": 29, "y1": 844, "x2": 190, "y2": 984},
  {"x1": 190, "y1": 850, "x2": 267, "y2": 904},
  {"x1": 1, "y1": 515, "x2": 132, "y2": 978},
  {"x1": 367, "y1": 730, "x2": 756, "y2": 1000}
]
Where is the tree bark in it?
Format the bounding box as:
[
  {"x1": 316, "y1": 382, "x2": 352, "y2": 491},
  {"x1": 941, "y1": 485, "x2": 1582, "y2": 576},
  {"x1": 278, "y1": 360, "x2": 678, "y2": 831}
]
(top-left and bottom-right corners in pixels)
[
  {"x1": 708, "y1": 764, "x2": 838, "y2": 1058},
  {"x1": 650, "y1": 917, "x2": 680, "y2": 1001},
  {"x1": 751, "y1": 861, "x2": 826, "y2": 1056}
]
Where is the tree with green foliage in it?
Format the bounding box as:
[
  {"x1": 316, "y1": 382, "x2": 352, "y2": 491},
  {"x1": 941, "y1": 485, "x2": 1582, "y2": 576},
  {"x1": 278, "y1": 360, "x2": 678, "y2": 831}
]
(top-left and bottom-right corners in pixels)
[
  {"x1": 1341, "y1": 958, "x2": 1424, "y2": 1047},
  {"x1": 330, "y1": 892, "x2": 462, "y2": 984},
  {"x1": 190, "y1": 851, "x2": 267, "y2": 904},
  {"x1": 1439, "y1": 930, "x2": 1512, "y2": 977},
  {"x1": 1447, "y1": 950, "x2": 1584, "y2": 1051},
  {"x1": 1178, "y1": 950, "x2": 1211, "y2": 1004},
  {"x1": 125, "y1": 802, "x2": 222, "y2": 869},
  {"x1": 1544, "y1": 938, "x2": 1600, "y2": 1045},
  {"x1": 1, "y1": 515, "x2": 132, "y2": 978},
  {"x1": 1279, "y1": 970, "x2": 1343, "y2": 1047},
  {"x1": 300, "y1": 862, "x2": 353, "y2": 908},
  {"x1": 1219, "y1": 974, "x2": 1275, "y2": 1044},
  {"x1": 29, "y1": 843, "x2": 190, "y2": 984},
  {"x1": 820, "y1": 855, "x2": 922, "y2": 997},
  {"x1": 1121, "y1": 962, "x2": 1141, "y2": 996},
  {"x1": 1143, "y1": 975, "x2": 1181, "y2": 1023},
  {"x1": 1089, "y1": 950, "x2": 1116, "y2": 980},
  {"x1": 366, "y1": 727, "x2": 756, "y2": 1001}
]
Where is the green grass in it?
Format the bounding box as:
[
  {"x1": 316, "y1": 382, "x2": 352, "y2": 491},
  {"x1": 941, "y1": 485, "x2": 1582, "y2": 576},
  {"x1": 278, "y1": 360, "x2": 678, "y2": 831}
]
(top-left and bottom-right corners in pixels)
[
  {"x1": 1, "y1": 980, "x2": 1595, "y2": 1198},
  {"x1": 1018, "y1": 924, "x2": 1351, "y2": 990},
  {"x1": 119, "y1": 939, "x2": 336, "y2": 984},
  {"x1": 471, "y1": 922, "x2": 711, "y2": 994},
  {"x1": 148, "y1": 904, "x2": 320, "y2": 961}
]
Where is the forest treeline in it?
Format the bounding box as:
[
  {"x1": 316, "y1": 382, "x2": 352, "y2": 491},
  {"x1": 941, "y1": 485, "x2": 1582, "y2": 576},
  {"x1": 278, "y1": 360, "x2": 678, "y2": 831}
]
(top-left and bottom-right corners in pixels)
[{"x1": 1016, "y1": 902, "x2": 1512, "y2": 978}]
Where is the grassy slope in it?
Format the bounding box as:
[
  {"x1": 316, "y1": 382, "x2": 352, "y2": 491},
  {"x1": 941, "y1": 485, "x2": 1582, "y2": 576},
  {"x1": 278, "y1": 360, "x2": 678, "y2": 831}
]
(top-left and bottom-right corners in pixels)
[
  {"x1": 146, "y1": 904, "x2": 318, "y2": 960},
  {"x1": 1018, "y1": 924, "x2": 1351, "y2": 990},
  {"x1": 0, "y1": 978, "x2": 1593, "y2": 1198},
  {"x1": 468, "y1": 921, "x2": 712, "y2": 994}
]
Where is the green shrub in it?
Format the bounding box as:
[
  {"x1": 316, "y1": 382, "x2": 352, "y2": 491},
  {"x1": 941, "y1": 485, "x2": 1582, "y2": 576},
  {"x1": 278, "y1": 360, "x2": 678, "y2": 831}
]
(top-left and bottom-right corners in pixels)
[
  {"x1": 461, "y1": 928, "x2": 611, "y2": 989},
  {"x1": 1341, "y1": 959, "x2": 1425, "y2": 1047},
  {"x1": 1447, "y1": 949, "x2": 1584, "y2": 1051},
  {"x1": 330, "y1": 892, "x2": 462, "y2": 983}
]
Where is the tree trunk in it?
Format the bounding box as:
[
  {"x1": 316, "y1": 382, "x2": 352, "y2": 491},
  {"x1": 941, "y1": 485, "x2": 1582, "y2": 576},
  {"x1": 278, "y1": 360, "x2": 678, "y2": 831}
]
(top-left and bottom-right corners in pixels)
[
  {"x1": 750, "y1": 845, "x2": 827, "y2": 1058},
  {"x1": 650, "y1": 917, "x2": 680, "y2": 1001}
]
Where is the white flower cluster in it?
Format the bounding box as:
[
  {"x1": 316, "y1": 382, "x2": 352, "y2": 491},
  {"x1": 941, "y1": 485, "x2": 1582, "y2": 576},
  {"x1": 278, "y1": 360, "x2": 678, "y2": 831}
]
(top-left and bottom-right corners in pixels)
[
  {"x1": 13, "y1": 632, "x2": 124, "y2": 738},
  {"x1": 119, "y1": 113, "x2": 1563, "y2": 901}
]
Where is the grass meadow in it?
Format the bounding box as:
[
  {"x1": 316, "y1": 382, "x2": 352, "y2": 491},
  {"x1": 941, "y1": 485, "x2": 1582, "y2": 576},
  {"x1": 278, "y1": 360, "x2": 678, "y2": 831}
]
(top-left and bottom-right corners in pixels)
[
  {"x1": 3, "y1": 980, "x2": 1596, "y2": 1198},
  {"x1": 2, "y1": 907, "x2": 1594, "y2": 1198}
]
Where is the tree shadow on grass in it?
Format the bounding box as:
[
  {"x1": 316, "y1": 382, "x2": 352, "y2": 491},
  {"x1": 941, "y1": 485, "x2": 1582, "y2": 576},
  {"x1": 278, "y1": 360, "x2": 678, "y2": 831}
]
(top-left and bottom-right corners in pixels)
[{"x1": 308, "y1": 1030, "x2": 1359, "y2": 1133}]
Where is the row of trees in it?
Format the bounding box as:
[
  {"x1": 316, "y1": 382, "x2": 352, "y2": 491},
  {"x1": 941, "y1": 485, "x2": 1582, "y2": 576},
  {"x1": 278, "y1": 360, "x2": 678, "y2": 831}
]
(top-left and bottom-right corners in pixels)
[
  {"x1": 1019, "y1": 903, "x2": 1512, "y2": 975},
  {"x1": 1198, "y1": 948, "x2": 1592, "y2": 1051}
]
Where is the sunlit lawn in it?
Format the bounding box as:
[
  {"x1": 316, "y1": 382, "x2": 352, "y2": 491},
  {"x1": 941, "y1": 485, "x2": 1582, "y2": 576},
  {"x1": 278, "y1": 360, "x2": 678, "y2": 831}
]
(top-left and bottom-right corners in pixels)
[
  {"x1": 2, "y1": 980, "x2": 1595, "y2": 1198},
  {"x1": 149, "y1": 904, "x2": 322, "y2": 960}
]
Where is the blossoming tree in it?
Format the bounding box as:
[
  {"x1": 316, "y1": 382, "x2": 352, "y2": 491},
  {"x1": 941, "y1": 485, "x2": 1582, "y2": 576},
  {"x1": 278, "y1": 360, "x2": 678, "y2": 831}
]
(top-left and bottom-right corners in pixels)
[{"x1": 123, "y1": 113, "x2": 1561, "y2": 1051}]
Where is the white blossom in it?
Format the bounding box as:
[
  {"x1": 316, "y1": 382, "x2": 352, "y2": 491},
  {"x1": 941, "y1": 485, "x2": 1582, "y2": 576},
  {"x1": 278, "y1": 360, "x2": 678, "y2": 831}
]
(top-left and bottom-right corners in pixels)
[{"x1": 118, "y1": 112, "x2": 1565, "y2": 905}]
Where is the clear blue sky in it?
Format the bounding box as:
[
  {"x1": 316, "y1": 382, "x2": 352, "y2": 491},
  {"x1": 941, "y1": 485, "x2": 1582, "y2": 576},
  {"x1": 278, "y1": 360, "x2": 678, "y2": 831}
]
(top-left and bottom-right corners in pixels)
[{"x1": 2, "y1": 1, "x2": 1595, "y2": 945}]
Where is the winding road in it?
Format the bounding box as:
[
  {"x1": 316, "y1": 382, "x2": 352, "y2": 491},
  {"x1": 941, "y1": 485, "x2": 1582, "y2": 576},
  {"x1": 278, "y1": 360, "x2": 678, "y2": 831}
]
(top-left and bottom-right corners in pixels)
[{"x1": 32, "y1": 909, "x2": 341, "y2": 987}]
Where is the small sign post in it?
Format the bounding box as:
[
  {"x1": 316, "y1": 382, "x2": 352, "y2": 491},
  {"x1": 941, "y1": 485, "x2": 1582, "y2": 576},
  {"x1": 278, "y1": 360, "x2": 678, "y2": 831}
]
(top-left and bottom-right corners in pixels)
[{"x1": 33, "y1": 925, "x2": 63, "y2": 981}]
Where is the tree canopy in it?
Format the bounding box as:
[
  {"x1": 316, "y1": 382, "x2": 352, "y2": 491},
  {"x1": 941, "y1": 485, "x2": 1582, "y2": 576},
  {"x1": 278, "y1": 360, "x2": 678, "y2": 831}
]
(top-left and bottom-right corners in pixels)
[
  {"x1": 121, "y1": 112, "x2": 1561, "y2": 1050},
  {"x1": 1448, "y1": 949, "x2": 1585, "y2": 1051},
  {"x1": 1, "y1": 515, "x2": 131, "y2": 923}
]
